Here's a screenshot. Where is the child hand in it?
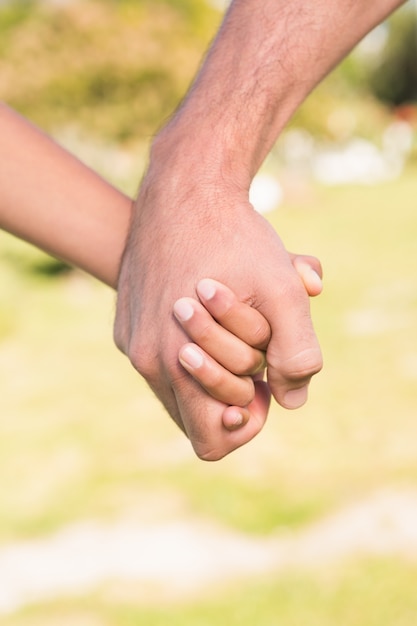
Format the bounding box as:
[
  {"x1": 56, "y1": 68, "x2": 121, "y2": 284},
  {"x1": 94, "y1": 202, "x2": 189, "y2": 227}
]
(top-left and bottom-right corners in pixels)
[{"x1": 173, "y1": 253, "x2": 323, "y2": 430}]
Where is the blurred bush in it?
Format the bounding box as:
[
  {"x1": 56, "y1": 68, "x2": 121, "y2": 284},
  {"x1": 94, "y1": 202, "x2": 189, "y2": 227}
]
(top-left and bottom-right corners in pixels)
[
  {"x1": 3, "y1": 0, "x2": 416, "y2": 281},
  {"x1": 2, "y1": 0, "x2": 415, "y2": 148},
  {"x1": 0, "y1": 0, "x2": 220, "y2": 143},
  {"x1": 367, "y1": 5, "x2": 417, "y2": 107}
]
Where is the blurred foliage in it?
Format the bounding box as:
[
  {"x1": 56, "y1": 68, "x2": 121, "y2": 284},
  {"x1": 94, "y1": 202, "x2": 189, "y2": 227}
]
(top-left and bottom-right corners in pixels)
[
  {"x1": 2, "y1": 0, "x2": 415, "y2": 149},
  {"x1": 0, "y1": 230, "x2": 72, "y2": 282},
  {"x1": 1, "y1": 0, "x2": 410, "y2": 148},
  {"x1": 290, "y1": 2, "x2": 417, "y2": 140},
  {"x1": 1, "y1": 169, "x2": 417, "y2": 541},
  {"x1": 367, "y1": 5, "x2": 417, "y2": 107},
  {"x1": 289, "y1": 77, "x2": 391, "y2": 143},
  {"x1": 0, "y1": 0, "x2": 220, "y2": 142},
  {"x1": 0, "y1": 0, "x2": 221, "y2": 276},
  {"x1": 1, "y1": 0, "x2": 416, "y2": 281}
]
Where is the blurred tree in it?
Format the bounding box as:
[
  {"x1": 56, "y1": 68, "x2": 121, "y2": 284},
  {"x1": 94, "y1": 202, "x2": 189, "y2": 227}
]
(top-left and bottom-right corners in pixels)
[
  {"x1": 368, "y1": 4, "x2": 417, "y2": 106},
  {"x1": 0, "y1": 0, "x2": 220, "y2": 143}
]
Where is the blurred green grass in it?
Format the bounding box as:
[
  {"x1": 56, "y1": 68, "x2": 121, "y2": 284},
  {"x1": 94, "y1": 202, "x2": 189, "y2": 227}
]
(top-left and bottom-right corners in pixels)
[
  {"x1": 0, "y1": 0, "x2": 220, "y2": 143},
  {"x1": 2, "y1": 166, "x2": 416, "y2": 623},
  {"x1": 0, "y1": 168, "x2": 416, "y2": 537},
  {"x1": 1, "y1": 1, "x2": 417, "y2": 623},
  {"x1": 4, "y1": 558, "x2": 417, "y2": 626}
]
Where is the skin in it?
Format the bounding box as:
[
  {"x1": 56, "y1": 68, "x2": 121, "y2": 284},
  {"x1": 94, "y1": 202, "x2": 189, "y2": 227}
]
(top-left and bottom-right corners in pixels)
[
  {"x1": 0, "y1": 103, "x2": 131, "y2": 287},
  {"x1": 174, "y1": 263, "x2": 323, "y2": 430},
  {"x1": 174, "y1": 259, "x2": 323, "y2": 410},
  {"x1": 0, "y1": 102, "x2": 320, "y2": 445},
  {"x1": 114, "y1": 0, "x2": 405, "y2": 460}
]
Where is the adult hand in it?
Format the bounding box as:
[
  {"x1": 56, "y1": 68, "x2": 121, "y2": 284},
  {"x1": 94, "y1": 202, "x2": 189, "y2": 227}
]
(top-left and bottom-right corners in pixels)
[
  {"x1": 114, "y1": 143, "x2": 322, "y2": 461},
  {"x1": 113, "y1": 0, "x2": 406, "y2": 461}
]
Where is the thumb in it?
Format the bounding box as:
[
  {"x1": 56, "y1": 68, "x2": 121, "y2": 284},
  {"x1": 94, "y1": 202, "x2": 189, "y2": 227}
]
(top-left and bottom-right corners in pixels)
[
  {"x1": 222, "y1": 378, "x2": 271, "y2": 432},
  {"x1": 289, "y1": 252, "x2": 323, "y2": 297},
  {"x1": 260, "y1": 268, "x2": 323, "y2": 410},
  {"x1": 173, "y1": 377, "x2": 270, "y2": 461}
]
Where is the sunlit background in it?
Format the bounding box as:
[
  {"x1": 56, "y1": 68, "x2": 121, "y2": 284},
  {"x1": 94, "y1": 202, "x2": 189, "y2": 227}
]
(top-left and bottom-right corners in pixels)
[{"x1": 0, "y1": 1, "x2": 417, "y2": 624}]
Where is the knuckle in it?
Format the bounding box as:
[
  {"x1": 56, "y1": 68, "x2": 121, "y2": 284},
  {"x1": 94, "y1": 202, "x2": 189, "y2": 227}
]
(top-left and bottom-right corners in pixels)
[
  {"x1": 234, "y1": 351, "x2": 254, "y2": 375},
  {"x1": 195, "y1": 321, "x2": 213, "y2": 345},
  {"x1": 127, "y1": 336, "x2": 159, "y2": 380},
  {"x1": 169, "y1": 360, "x2": 191, "y2": 388},
  {"x1": 113, "y1": 323, "x2": 126, "y2": 353},
  {"x1": 250, "y1": 322, "x2": 271, "y2": 350},
  {"x1": 193, "y1": 443, "x2": 227, "y2": 462},
  {"x1": 279, "y1": 274, "x2": 308, "y2": 302},
  {"x1": 237, "y1": 350, "x2": 265, "y2": 376},
  {"x1": 235, "y1": 378, "x2": 256, "y2": 406},
  {"x1": 269, "y1": 348, "x2": 323, "y2": 382}
]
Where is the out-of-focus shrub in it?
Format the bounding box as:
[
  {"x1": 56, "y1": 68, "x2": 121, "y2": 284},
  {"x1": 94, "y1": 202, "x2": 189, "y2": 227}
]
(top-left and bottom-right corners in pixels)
[
  {"x1": 0, "y1": 0, "x2": 219, "y2": 143},
  {"x1": 367, "y1": 6, "x2": 417, "y2": 107}
]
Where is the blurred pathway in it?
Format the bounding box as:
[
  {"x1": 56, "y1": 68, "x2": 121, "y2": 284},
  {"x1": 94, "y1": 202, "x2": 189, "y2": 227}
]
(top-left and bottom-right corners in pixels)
[{"x1": 1, "y1": 487, "x2": 417, "y2": 614}]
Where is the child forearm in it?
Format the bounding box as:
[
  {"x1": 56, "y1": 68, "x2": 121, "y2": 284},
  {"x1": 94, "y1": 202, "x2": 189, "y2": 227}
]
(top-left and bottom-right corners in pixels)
[{"x1": 0, "y1": 103, "x2": 131, "y2": 288}]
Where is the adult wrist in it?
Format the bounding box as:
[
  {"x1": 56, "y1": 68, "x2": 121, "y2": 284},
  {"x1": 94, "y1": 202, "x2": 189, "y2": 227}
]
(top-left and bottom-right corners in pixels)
[{"x1": 149, "y1": 115, "x2": 254, "y2": 195}]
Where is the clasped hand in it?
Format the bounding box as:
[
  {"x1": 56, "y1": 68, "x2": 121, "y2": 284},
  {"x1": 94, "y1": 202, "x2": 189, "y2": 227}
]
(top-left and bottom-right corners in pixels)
[{"x1": 114, "y1": 156, "x2": 322, "y2": 461}]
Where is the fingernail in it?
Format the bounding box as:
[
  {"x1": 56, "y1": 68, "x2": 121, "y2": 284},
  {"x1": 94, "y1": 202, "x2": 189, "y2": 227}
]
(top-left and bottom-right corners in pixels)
[
  {"x1": 197, "y1": 278, "x2": 216, "y2": 301},
  {"x1": 310, "y1": 269, "x2": 323, "y2": 291},
  {"x1": 228, "y1": 409, "x2": 244, "y2": 429},
  {"x1": 283, "y1": 386, "x2": 308, "y2": 409},
  {"x1": 224, "y1": 407, "x2": 250, "y2": 431},
  {"x1": 173, "y1": 299, "x2": 194, "y2": 322},
  {"x1": 179, "y1": 345, "x2": 204, "y2": 369}
]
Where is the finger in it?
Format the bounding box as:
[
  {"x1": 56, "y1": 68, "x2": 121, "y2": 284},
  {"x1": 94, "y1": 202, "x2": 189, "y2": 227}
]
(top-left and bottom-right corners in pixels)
[
  {"x1": 173, "y1": 377, "x2": 271, "y2": 461},
  {"x1": 178, "y1": 342, "x2": 255, "y2": 407},
  {"x1": 222, "y1": 375, "x2": 270, "y2": 431},
  {"x1": 289, "y1": 253, "x2": 323, "y2": 280},
  {"x1": 196, "y1": 278, "x2": 271, "y2": 350},
  {"x1": 130, "y1": 351, "x2": 187, "y2": 435},
  {"x1": 221, "y1": 406, "x2": 251, "y2": 430},
  {"x1": 173, "y1": 297, "x2": 266, "y2": 375},
  {"x1": 289, "y1": 253, "x2": 323, "y2": 297},
  {"x1": 127, "y1": 340, "x2": 268, "y2": 461},
  {"x1": 262, "y1": 263, "x2": 323, "y2": 410}
]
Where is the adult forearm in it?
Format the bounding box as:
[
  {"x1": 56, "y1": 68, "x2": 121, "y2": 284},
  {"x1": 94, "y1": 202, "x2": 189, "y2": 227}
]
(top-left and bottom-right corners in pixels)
[
  {"x1": 154, "y1": 0, "x2": 405, "y2": 187},
  {"x1": 0, "y1": 103, "x2": 131, "y2": 288},
  {"x1": 114, "y1": 0, "x2": 406, "y2": 460}
]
